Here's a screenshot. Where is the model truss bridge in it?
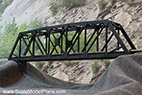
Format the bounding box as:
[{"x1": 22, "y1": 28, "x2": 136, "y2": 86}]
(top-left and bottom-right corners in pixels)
[{"x1": 8, "y1": 20, "x2": 139, "y2": 62}]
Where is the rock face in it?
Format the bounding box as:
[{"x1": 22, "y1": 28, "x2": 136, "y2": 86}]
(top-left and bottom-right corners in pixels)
[
  {"x1": 1, "y1": 0, "x2": 142, "y2": 84},
  {"x1": 1, "y1": 0, "x2": 141, "y2": 49},
  {"x1": 51, "y1": 1, "x2": 142, "y2": 50},
  {"x1": 43, "y1": 0, "x2": 100, "y2": 26},
  {"x1": 0, "y1": 0, "x2": 142, "y2": 49},
  {"x1": 0, "y1": 0, "x2": 51, "y2": 31},
  {"x1": 101, "y1": 2, "x2": 142, "y2": 50},
  {"x1": 42, "y1": 60, "x2": 94, "y2": 84},
  {"x1": 0, "y1": 0, "x2": 100, "y2": 31}
]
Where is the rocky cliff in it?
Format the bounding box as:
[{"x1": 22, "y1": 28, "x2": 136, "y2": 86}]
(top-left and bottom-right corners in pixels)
[
  {"x1": 0, "y1": 0, "x2": 142, "y2": 84},
  {"x1": 1, "y1": 0, "x2": 141, "y2": 49},
  {"x1": 0, "y1": 0, "x2": 51, "y2": 31}
]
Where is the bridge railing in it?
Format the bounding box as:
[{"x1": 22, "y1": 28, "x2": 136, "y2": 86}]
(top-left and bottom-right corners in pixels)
[{"x1": 8, "y1": 20, "x2": 137, "y2": 62}]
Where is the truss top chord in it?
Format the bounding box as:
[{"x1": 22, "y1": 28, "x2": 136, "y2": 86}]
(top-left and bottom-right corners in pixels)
[{"x1": 8, "y1": 20, "x2": 139, "y2": 62}]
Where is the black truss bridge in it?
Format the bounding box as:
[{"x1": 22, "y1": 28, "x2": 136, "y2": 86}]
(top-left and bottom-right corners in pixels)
[{"x1": 8, "y1": 20, "x2": 139, "y2": 62}]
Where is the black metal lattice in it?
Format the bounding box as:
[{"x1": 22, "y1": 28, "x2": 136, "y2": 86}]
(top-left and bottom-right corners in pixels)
[{"x1": 8, "y1": 20, "x2": 137, "y2": 62}]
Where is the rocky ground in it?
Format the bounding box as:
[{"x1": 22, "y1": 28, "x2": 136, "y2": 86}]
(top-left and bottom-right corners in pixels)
[
  {"x1": 41, "y1": 60, "x2": 94, "y2": 84},
  {"x1": 29, "y1": 59, "x2": 110, "y2": 84}
]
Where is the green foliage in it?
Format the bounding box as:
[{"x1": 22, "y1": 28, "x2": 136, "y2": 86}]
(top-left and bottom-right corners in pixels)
[
  {"x1": 61, "y1": 0, "x2": 85, "y2": 9},
  {"x1": 48, "y1": 30, "x2": 97, "y2": 55},
  {"x1": 49, "y1": 0, "x2": 85, "y2": 15},
  {"x1": 133, "y1": 1, "x2": 142, "y2": 5},
  {"x1": 0, "y1": 33, "x2": 2, "y2": 44},
  {"x1": 0, "y1": 18, "x2": 42, "y2": 58},
  {"x1": 30, "y1": 18, "x2": 42, "y2": 30},
  {"x1": 92, "y1": 61, "x2": 101, "y2": 73},
  {"x1": 0, "y1": 17, "x2": 97, "y2": 58},
  {"x1": 110, "y1": 0, "x2": 117, "y2": 4},
  {"x1": 123, "y1": 0, "x2": 133, "y2": 5},
  {"x1": 0, "y1": 25, "x2": 2, "y2": 29},
  {"x1": 5, "y1": 18, "x2": 18, "y2": 34},
  {"x1": 17, "y1": 23, "x2": 29, "y2": 33},
  {"x1": 64, "y1": 61, "x2": 79, "y2": 65},
  {"x1": 0, "y1": 18, "x2": 22, "y2": 57},
  {"x1": 0, "y1": 32, "x2": 15, "y2": 57},
  {"x1": 103, "y1": 59, "x2": 110, "y2": 67},
  {"x1": 61, "y1": 9, "x2": 65, "y2": 13},
  {"x1": 98, "y1": 0, "x2": 107, "y2": 10},
  {"x1": 0, "y1": 26, "x2": 4, "y2": 49},
  {"x1": 35, "y1": 62, "x2": 45, "y2": 69},
  {"x1": 48, "y1": 61, "x2": 53, "y2": 64},
  {"x1": 49, "y1": 1, "x2": 58, "y2": 15},
  {"x1": 111, "y1": 0, "x2": 142, "y2": 5}
]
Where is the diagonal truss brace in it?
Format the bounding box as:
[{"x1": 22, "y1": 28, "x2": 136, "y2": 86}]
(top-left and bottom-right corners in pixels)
[{"x1": 8, "y1": 20, "x2": 137, "y2": 62}]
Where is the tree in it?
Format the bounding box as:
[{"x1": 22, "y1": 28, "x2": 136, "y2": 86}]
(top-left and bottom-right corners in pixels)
[
  {"x1": 5, "y1": 18, "x2": 17, "y2": 35},
  {"x1": 17, "y1": 22, "x2": 29, "y2": 33},
  {"x1": 0, "y1": 18, "x2": 43, "y2": 57},
  {"x1": 30, "y1": 18, "x2": 42, "y2": 29}
]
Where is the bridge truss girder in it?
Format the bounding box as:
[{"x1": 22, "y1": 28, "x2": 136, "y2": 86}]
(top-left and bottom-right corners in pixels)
[{"x1": 8, "y1": 20, "x2": 137, "y2": 62}]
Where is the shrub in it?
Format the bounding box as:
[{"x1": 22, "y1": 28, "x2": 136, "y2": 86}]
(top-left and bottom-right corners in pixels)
[
  {"x1": 30, "y1": 18, "x2": 42, "y2": 29},
  {"x1": 133, "y1": 1, "x2": 142, "y2": 5},
  {"x1": 61, "y1": 9, "x2": 65, "y2": 13},
  {"x1": 49, "y1": 1, "x2": 58, "y2": 15},
  {"x1": 98, "y1": 0, "x2": 107, "y2": 10},
  {"x1": 110, "y1": 0, "x2": 117, "y2": 4},
  {"x1": 62, "y1": 0, "x2": 85, "y2": 9},
  {"x1": 35, "y1": 62, "x2": 45, "y2": 69},
  {"x1": 109, "y1": 0, "x2": 142, "y2": 6},
  {"x1": 48, "y1": 61, "x2": 53, "y2": 64},
  {"x1": 118, "y1": 0, "x2": 134, "y2": 5},
  {"x1": 126, "y1": 0, "x2": 133, "y2": 5},
  {"x1": 5, "y1": 18, "x2": 17, "y2": 34},
  {"x1": 64, "y1": 61, "x2": 79, "y2": 66},
  {"x1": 92, "y1": 61, "x2": 101, "y2": 73},
  {"x1": 103, "y1": 59, "x2": 110, "y2": 67},
  {"x1": 49, "y1": 0, "x2": 85, "y2": 15}
]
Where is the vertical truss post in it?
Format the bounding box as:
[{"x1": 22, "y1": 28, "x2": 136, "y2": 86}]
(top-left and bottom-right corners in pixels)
[
  {"x1": 61, "y1": 31, "x2": 63, "y2": 53},
  {"x1": 65, "y1": 29, "x2": 68, "y2": 52},
  {"x1": 78, "y1": 32, "x2": 80, "y2": 53},
  {"x1": 105, "y1": 26, "x2": 108, "y2": 54},
  {"x1": 19, "y1": 36, "x2": 21, "y2": 57},
  {"x1": 8, "y1": 20, "x2": 138, "y2": 62},
  {"x1": 84, "y1": 26, "x2": 87, "y2": 52},
  {"x1": 48, "y1": 29, "x2": 50, "y2": 54},
  {"x1": 45, "y1": 32, "x2": 48, "y2": 53},
  {"x1": 117, "y1": 29, "x2": 120, "y2": 48},
  {"x1": 32, "y1": 32, "x2": 36, "y2": 57},
  {"x1": 68, "y1": 26, "x2": 84, "y2": 54},
  {"x1": 96, "y1": 28, "x2": 99, "y2": 52},
  {"x1": 87, "y1": 27, "x2": 103, "y2": 52}
]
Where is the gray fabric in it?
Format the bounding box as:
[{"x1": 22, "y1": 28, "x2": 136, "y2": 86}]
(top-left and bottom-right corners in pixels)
[{"x1": 0, "y1": 54, "x2": 142, "y2": 95}]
